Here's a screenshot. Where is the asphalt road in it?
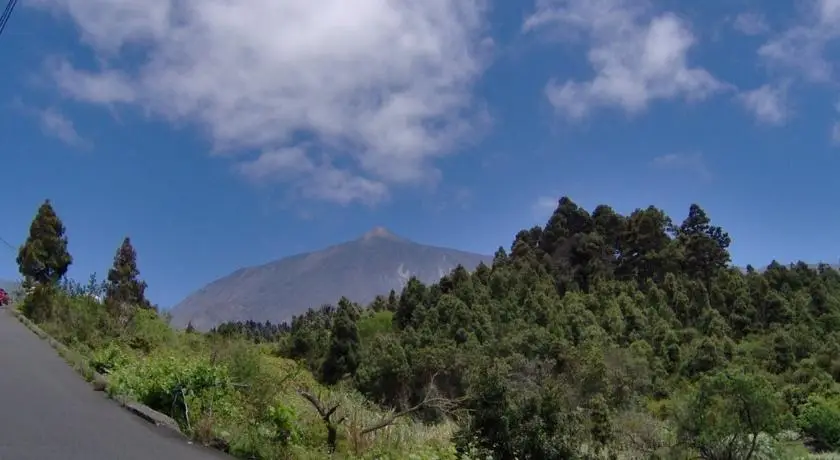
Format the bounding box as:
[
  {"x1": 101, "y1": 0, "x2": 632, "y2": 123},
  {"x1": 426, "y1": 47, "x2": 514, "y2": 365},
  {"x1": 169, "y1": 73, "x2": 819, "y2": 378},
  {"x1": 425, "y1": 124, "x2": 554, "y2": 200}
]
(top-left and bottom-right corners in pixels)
[{"x1": 0, "y1": 308, "x2": 230, "y2": 460}]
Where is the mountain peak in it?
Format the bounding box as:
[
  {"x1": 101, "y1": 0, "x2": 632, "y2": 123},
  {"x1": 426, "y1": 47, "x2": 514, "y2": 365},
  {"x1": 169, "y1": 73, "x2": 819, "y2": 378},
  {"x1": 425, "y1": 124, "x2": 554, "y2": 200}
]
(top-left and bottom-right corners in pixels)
[
  {"x1": 170, "y1": 228, "x2": 492, "y2": 330},
  {"x1": 360, "y1": 226, "x2": 404, "y2": 242}
]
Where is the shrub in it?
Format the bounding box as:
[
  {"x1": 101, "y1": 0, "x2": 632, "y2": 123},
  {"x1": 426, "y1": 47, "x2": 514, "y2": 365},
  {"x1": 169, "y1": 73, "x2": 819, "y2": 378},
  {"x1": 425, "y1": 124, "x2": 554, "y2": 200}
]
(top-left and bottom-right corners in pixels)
[
  {"x1": 51, "y1": 294, "x2": 111, "y2": 347},
  {"x1": 267, "y1": 402, "x2": 302, "y2": 446},
  {"x1": 89, "y1": 342, "x2": 130, "y2": 375},
  {"x1": 122, "y1": 308, "x2": 175, "y2": 353},
  {"x1": 107, "y1": 353, "x2": 240, "y2": 434},
  {"x1": 17, "y1": 281, "x2": 466, "y2": 458},
  {"x1": 799, "y1": 395, "x2": 840, "y2": 452}
]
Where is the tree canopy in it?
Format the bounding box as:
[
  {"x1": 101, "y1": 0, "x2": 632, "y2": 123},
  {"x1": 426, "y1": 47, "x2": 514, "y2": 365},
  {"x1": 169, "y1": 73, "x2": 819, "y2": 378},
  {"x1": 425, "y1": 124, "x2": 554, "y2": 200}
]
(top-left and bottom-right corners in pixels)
[
  {"x1": 221, "y1": 196, "x2": 840, "y2": 459},
  {"x1": 105, "y1": 237, "x2": 151, "y2": 310},
  {"x1": 17, "y1": 199, "x2": 72, "y2": 286}
]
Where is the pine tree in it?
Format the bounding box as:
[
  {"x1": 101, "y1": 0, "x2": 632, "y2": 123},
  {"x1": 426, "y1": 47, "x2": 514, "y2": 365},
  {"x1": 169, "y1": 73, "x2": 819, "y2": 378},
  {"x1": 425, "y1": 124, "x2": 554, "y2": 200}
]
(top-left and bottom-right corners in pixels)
[
  {"x1": 17, "y1": 199, "x2": 72, "y2": 287},
  {"x1": 321, "y1": 301, "x2": 360, "y2": 385},
  {"x1": 677, "y1": 204, "x2": 731, "y2": 286},
  {"x1": 105, "y1": 237, "x2": 150, "y2": 310},
  {"x1": 369, "y1": 294, "x2": 387, "y2": 312},
  {"x1": 386, "y1": 289, "x2": 398, "y2": 312},
  {"x1": 394, "y1": 277, "x2": 427, "y2": 330}
]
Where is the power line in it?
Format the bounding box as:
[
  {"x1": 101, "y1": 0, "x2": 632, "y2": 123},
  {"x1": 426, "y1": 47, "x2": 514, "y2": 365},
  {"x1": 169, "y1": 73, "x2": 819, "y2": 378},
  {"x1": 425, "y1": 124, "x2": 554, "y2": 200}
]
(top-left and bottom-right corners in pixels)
[
  {"x1": 0, "y1": 0, "x2": 19, "y2": 38},
  {"x1": 0, "y1": 235, "x2": 16, "y2": 252},
  {"x1": 0, "y1": 0, "x2": 11, "y2": 26},
  {"x1": 0, "y1": 0, "x2": 20, "y2": 262},
  {"x1": 0, "y1": 0, "x2": 18, "y2": 34}
]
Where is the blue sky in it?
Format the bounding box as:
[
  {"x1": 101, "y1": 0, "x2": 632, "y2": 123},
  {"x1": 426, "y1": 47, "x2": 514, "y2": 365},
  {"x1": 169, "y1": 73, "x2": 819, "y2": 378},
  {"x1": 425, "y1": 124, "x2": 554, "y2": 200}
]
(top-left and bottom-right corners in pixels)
[{"x1": 1, "y1": 0, "x2": 839, "y2": 308}]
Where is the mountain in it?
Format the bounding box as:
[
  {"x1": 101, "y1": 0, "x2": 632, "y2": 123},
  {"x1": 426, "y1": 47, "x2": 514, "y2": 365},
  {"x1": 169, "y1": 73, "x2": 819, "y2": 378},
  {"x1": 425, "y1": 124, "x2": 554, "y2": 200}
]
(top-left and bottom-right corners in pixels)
[
  {"x1": 0, "y1": 279, "x2": 17, "y2": 291},
  {"x1": 0, "y1": 279, "x2": 22, "y2": 303},
  {"x1": 168, "y1": 227, "x2": 492, "y2": 331}
]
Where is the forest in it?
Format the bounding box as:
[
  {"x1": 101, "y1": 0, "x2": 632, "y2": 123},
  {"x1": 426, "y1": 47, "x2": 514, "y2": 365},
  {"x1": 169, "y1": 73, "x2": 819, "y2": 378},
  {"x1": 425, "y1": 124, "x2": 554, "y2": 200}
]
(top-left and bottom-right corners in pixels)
[{"x1": 13, "y1": 197, "x2": 840, "y2": 459}]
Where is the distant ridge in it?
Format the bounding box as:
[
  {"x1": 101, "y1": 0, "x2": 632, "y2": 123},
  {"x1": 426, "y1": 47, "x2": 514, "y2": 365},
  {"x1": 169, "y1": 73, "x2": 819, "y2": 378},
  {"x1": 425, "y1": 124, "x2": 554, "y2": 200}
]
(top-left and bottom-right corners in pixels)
[
  {"x1": 0, "y1": 279, "x2": 20, "y2": 291},
  {"x1": 169, "y1": 228, "x2": 492, "y2": 331},
  {"x1": 0, "y1": 279, "x2": 23, "y2": 303},
  {"x1": 734, "y1": 262, "x2": 840, "y2": 273}
]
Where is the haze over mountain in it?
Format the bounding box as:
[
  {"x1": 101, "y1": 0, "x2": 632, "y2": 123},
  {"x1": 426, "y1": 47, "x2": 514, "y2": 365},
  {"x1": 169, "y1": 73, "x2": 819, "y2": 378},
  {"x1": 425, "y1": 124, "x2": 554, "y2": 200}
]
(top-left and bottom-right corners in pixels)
[
  {"x1": 0, "y1": 278, "x2": 21, "y2": 293},
  {"x1": 0, "y1": 279, "x2": 23, "y2": 304},
  {"x1": 168, "y1": 228, "x2": 492, "y2": 331},
  {"x1": 0, "y1": 279, "x2": 17, "y2": 291}
]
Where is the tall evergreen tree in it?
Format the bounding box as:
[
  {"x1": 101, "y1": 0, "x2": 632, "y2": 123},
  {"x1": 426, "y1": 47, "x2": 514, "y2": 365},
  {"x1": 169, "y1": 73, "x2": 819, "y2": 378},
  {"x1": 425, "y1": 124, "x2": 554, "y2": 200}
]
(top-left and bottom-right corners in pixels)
[
  {"x1": 394, "y1": 277, "x2": 427, "y2": 330},
  {"x1": 321, "y1": 301, "x2": 360, "y2": 385},
  {"x1": 618, "y1": 206, "x2": 674, "y2": 283},
  {"x1": 105, "y1": 237, "x2": 150, "y2": 310},
  {"x1": 17, "y1": 199, "x2": 72, "y2": 287},
  {"x1": 677, "y1": 204, "x2": 731, "y2": 285},
  {"x1": 386, "y1": 289, "x2": 398, "y2": 312},
  {"x1": 369, "y1": 294, "x2": 388, "y2": 312}
]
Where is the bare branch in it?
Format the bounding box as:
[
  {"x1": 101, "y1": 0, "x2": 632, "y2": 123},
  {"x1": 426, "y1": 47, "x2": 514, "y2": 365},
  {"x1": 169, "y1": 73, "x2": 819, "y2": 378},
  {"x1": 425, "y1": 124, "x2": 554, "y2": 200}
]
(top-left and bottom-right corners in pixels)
[
  {"x1": 298, "y1": 389, "x2": 343, "y2": 453},
  {"x1": 359, "y1": 372, "x2": 463, "y2": 435},
  {"x1": 299, "y1": 390, "x2": 330, "y2": 418}
]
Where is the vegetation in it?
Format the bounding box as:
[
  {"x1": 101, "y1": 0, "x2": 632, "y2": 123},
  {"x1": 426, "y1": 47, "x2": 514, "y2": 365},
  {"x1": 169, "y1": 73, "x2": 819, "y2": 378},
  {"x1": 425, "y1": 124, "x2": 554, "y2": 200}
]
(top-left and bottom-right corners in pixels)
[
  {"x1": 105, "y1": 237, "x2": 152, "y2": 311},
  {"x1": 12, "y1": 196, "x2": 840, "y2": 459},
  {"x1": 17, "y1": 199, "x2": 73, "y2": 288},
  {"x1": 16, "y1": 199, "x2": 73, "y2": 322}
]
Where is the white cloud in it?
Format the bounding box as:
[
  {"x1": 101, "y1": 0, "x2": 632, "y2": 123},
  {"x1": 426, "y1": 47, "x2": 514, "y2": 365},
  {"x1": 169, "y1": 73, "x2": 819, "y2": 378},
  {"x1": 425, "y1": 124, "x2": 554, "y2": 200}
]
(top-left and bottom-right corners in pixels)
[
  {"x1": 237, "y1": 147, "x2": 313, "y2": 183},
  {"x1": 830, "y1": 101, "x2": 840, "y2": 146},
  {"x1": 237, "y1": 147, "x2": 387, "y2": 205},
  {"x1": 732, "y1": 12, "x2": 769, "y2": 36},
  {"x1": 736, "y1": 83, "x2": 791, "y2": 125},
  {"x1": 428, "y1": 186, "x2": 474, "y2": 213},
  {"x1": 31, "y1": 0, "x2": 491, "y2": 205},
  {"x1": 523, "y1": 0, "x2": 726, "y2": 120},
  {"x1": 651, "y1": 152, "x2": 711, "y2": 180},
  {"x1": 51, "y1": 61, "x2": 136, "y2": 105},
  {"x1": 831, "y1": 121, "x2": 840, "y2": 145},
  {"x1": 758, "y1": 0, "x2": 840, "y2": 83},
  {"x1": 38, "y1": 107, "x2": 88, "y2": 148},
  {"x1": 532, "y1": 196, "x2": 558, "y2": 218},
  {"x1": 442, "y1": 186, "x2": 474, "y2": 211}
]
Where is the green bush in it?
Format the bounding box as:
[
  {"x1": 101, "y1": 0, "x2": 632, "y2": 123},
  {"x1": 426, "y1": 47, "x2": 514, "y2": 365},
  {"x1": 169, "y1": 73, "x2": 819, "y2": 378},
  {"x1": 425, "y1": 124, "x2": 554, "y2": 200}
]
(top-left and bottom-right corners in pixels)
[
  {"x1": 799, "y1": 395, "x2": 840, "y2": 452},
  {"x1": 20, "y1": 284, "x2": 58, "y2": 324},
  {"x1": 107, "y1": 353, "x2": 240, "y2": 432},
  {"x1": 267, "y1": 403, "x2": 302, "y2": 446},
  {"x1": 122, "y1": 308, "x2": 175, "y2": 353},
  {"x1": 32, "y1": 290, "x2": 111, "y2": 349},
  {"x1": 89, "y1": 342, "x2": 130, "y2": 375}
]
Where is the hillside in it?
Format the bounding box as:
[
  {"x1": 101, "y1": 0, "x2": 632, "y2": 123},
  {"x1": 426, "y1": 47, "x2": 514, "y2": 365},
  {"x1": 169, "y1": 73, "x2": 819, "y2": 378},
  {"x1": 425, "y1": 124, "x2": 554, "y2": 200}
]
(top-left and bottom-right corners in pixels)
[
  {"x1": 169, "y1": 227, "x2": 491, "y2": 330},
  {"x1": 224, "y1": 197, "x2": 840, "y2": 459},
  {"x1": 12, "y1": 196, "x2": 840, "y2": 459}
]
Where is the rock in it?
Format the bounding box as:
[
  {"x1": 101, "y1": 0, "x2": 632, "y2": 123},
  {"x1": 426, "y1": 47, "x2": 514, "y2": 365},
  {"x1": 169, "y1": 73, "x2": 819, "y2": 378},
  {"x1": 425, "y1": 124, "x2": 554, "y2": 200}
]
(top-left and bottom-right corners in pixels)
[
  {"x1": 91, "y1": 373, "x2": 108, "y2": 392},
  {"x1": 122, "y1": 401, "x2": 183, "y2": 435}
]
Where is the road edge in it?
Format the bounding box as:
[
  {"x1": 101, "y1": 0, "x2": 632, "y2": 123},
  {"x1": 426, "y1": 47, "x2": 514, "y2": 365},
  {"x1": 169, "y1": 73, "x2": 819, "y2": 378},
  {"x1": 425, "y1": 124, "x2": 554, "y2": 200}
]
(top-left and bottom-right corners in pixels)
[{"x1": 7, "y1": 308, "x2": 186, "y2": 438}]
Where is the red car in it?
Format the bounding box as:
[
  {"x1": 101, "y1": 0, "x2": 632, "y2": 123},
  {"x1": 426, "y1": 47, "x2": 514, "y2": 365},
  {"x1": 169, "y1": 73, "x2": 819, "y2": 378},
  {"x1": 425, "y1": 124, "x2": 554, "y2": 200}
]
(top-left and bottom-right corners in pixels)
[{"x1": 0, "y1": 288, "x2": 9, "y2": 306}]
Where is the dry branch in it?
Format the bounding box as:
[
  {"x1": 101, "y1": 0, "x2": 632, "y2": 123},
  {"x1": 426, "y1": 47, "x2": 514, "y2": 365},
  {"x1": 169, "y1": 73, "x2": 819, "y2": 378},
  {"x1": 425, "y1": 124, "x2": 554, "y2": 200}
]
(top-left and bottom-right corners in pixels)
[{"x1": 298, "y1": 372, "x2": 463, "y2": 454}]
